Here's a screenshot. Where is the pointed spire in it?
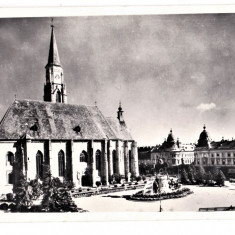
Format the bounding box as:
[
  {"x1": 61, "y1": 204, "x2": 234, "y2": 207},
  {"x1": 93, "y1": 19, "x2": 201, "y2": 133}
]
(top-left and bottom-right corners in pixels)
[
  {"x1": 117, "y1": 101, "x2": 124, "y2": 123},
  {"x1": 46, "y1": 19, "x2": 61, "y2": 68},
  {"x1": 118, "y1": 101, "x2": 122, "y2": 111}
]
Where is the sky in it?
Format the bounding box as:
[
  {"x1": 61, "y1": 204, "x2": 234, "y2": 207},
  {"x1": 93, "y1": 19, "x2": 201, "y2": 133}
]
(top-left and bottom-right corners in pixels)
[{"x1": 1, "y1": 14, "x2": 235, "y2": 146}]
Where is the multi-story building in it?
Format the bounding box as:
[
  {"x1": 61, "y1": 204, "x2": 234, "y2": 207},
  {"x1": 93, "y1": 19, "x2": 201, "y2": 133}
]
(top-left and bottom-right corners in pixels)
[
  {"x1": 151, "y1": 129, "x2": 195, "y2": 167},
  {"x1": 194, "y1": 125, "x2": 235, "y2": 167}
]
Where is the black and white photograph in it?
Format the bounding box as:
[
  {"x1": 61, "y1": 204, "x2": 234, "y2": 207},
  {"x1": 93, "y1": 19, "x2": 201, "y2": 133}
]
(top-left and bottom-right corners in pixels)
[{"x1": 1, "y1": 7, "x2": 235, "y2": 217}]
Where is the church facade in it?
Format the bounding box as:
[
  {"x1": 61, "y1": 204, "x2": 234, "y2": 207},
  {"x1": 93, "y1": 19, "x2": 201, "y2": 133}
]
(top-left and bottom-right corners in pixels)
[{"x1": 0, "y1": 25, "x2": 139, "y2": 194}]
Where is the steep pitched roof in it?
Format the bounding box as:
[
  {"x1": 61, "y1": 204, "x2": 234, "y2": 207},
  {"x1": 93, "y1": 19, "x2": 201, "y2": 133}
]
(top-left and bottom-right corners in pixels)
[
  {"x1": 105, "y1": 117, "x2": 133, "y2": 141},
  {"x1": 46, "y1": 27, "x2": 61, "y2": 67},
  {"x1": 0, "y1": 99, "x2": 133, "y2": 141}
]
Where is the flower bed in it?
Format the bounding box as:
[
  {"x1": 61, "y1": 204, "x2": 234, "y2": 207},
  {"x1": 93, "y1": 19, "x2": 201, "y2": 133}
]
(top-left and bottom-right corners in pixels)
[
  {"x1": 72, "y1": 184, "x2": 145, "y2": 198},
  {"x1": 127, "y1": 188, "x2": 193, "y2": 201}
]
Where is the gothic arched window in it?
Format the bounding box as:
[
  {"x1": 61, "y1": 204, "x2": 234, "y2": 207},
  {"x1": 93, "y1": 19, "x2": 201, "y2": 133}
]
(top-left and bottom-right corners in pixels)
[
  {"x1": 80, "y1": 150, "x2": 88, "y2": 162},
  {"x1": 6, "y1": 151, "x2": 14, "y2": 166},
  {"x1": 112, "y1": 150, "x2": 117, "y2": 174},
  {"x1": 96, "y1": 150, "x2": 101, "y2": 172},
  {"x1": 56, "y1": 90, "x2": 61, "y2": 103},
  {"x1": 58, "y1": 150, "x2": 65, "y2": 177},
  {"x1": 129, "y1": 150, "x2": 132, "y2": 172},
  {"x1": 36, "y1": 150, "x2": 43, "y2": 178}
]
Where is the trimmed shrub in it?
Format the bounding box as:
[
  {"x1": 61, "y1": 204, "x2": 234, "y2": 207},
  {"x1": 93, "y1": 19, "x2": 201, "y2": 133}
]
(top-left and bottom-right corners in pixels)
[
  {"x1": 136, "y1": 176, "x2": 142, "y2": 182},
  {"x1": 6, "y1": 193, "x2": 14, "y2": 201}
]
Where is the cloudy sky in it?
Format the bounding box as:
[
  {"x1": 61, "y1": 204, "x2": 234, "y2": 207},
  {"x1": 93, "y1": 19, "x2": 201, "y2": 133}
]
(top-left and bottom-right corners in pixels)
[{"x1": 1, "y1": 14, "x2": 235, "y2": 145}]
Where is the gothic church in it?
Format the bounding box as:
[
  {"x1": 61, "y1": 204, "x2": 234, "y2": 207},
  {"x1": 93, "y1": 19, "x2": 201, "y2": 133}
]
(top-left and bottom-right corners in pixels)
[{"x1": 0, "y1": 25, "x2": 139, "y2": 194}]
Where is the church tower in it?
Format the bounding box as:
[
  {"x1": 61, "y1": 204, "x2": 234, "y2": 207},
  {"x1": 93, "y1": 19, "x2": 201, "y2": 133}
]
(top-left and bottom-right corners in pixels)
[{"x1": 44, "y1": 23, "x2": 67, "y2": 103}]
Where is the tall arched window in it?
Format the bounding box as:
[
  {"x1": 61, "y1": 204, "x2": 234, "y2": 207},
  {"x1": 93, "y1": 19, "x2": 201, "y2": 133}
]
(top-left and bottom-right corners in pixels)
[
  {"x1": 36, "y1": 150, "x2": 43, "y2": 178},
  {"x1": 129, "y1": 150, "x2": 132, "y2": 172},
  {"x1": 56, "y1": 90, "x2": 61, "y2": 103},
  {"x1": 6, "y1": 151, "x2": 14, "y2": 166},
  {"x1": 80, "y1": 150, "x2": 88, "y2": 162},
  {"x1": 58, "y1": 150, "x2": 65, "y2": 177},
  {"x1": 112, "y1": 150, "x2": 116, "y2": 174},
  {"x1": 96, "y1": 150, "x2": 101, "y2": 172}
]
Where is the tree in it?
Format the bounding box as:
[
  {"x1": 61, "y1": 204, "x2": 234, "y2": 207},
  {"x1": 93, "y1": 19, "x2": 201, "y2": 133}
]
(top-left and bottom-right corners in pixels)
[
  {"x1": 195, "y1": 166, "x2": 206, "y2": 184},
  {"x1": 211, "y1": 166, "x2": 219, "y2": 181},
  {"x1": 188, "y1": 166, "x2": 196, "y2": 184},
  {"x1": 41, "y1": 164, "x2": 78, "y2": 212},
  {"x1": 206, "y1": 171, "x2": 213, "y2": 185},
  {"x1": 29, "y1": 178, "x2": 42, "y2": 200},
  {"x1": 180, "y1": 168, "x2": 189, "y2": 184},
  {"x1": 13, "y1": 170, "x2": 33, "y2": 209},
  {"x1": 216, "y1": 170, "x2": 226, "y2": 186}
]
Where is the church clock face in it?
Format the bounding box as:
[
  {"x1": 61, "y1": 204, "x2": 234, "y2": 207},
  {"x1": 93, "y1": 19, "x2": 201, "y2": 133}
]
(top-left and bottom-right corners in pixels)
[{"x1": 55, "y1": 74, "x2": 61, "y2": 83}]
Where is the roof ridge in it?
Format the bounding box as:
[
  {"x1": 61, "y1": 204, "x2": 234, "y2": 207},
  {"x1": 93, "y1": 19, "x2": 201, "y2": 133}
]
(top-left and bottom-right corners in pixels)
[{"x1": 14, "y1": 99, "x2": 97, "y2": 108}]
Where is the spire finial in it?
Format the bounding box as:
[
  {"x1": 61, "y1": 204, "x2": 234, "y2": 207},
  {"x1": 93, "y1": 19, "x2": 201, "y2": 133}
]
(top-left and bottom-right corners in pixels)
[
  {"x1": 14, "y1": 94, "x2": 16, "y2": 100},
  {"x1": 51, "y1": 17, "x2": 54, "y2": 28},
  {"x1": 95, "y1": 101, "x2": 97, "y2": 106},
  {"x1": 170, "y1": 128, "x2": 172, "y2": 133},
  {"x1": 203, "y1": 124, "x2": 206, "y2": 130},
  {"x1": 119, "y1": 101, "x2": 122, "y2": 108}
]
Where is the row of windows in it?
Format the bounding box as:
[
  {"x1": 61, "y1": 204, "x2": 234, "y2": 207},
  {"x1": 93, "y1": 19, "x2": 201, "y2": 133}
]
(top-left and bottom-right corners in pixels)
[
  {"x1": 6, "y1": 149, "x2": 133, "y2": 184},
  {"x1": 196, "y1": 153, "x2": 235, "y2": 158},
  {"x1": 197, "y1": 159, "x2": 235, "y2": 165}
]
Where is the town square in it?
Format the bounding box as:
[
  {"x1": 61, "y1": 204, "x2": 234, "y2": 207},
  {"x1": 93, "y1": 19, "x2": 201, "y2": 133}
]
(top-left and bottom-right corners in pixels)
[{"x1": 1, "y1": 13, "x2": 235, "y2": 213}]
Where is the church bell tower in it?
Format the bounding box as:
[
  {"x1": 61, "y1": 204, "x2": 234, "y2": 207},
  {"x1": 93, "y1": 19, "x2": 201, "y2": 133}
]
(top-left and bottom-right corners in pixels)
[{"x1": 44, "y1": 22, "x2": 67, "y2": 103}]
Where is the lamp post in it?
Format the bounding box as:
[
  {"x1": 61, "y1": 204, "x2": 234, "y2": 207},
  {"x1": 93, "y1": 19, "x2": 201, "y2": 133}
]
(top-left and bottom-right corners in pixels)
[{"x1": 159, "y1": 178, "x2": 163, "y2": 212}]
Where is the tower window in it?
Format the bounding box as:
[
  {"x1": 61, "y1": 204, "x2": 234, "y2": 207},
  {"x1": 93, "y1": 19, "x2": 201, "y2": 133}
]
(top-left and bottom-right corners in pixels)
[{"x1": 56, "y1": 90, "x2": 61, "y2": 103}]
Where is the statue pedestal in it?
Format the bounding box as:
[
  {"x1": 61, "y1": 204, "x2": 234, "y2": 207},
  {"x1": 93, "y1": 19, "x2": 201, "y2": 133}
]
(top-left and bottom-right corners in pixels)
[{"x1": 157, "y1": 174, "x2": 172, "y2": 193}]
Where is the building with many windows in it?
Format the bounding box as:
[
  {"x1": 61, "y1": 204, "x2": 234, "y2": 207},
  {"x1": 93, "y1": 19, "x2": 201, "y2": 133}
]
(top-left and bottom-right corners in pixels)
[
  {"x1": 194, "y1": 125, "x2": 235, "y2": 167},
  {"x1": 0, "y1": 24, "x2": 139, "y2": 194},
  {"x1": 151, "y1": 129, "x2": 195, "y2": 167}
]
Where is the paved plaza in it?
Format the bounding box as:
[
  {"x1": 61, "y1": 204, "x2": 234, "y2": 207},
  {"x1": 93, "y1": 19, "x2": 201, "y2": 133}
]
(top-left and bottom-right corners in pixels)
[{"x1": 74, "y1": 182, "x2": 235, "y2": 212}]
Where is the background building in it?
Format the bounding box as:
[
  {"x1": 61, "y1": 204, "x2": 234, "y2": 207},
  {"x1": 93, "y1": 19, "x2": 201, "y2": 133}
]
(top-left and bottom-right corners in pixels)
[
  {"x1": 195, "y1": 125, "x2": 235, "y2": 167},
  {"x1": 151, "y1": 129, "x2": 195, "y2": 167}
]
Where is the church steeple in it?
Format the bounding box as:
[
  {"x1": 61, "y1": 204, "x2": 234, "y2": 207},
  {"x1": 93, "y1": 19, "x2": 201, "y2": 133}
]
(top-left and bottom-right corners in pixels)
[
  {"x1": 46, "y1": 24, "x2": 61, "y2": 68},
  {"x1": 117, "y1": 102, "x2": 125, "y2": 123},
  {"x1": 44, "y1": 21, "x2": 67, "y2": 104}
]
